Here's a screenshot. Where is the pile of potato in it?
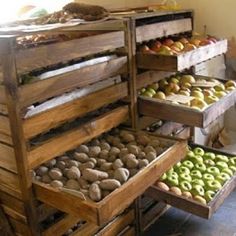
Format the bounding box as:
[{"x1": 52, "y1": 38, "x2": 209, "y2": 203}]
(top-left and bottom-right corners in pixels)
[{"x1": 33, "y1": 129, "x2": 173, "y2": 202}]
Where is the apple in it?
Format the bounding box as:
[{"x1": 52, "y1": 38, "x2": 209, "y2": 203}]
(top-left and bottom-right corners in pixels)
[
  {"x1": 176, "y1": 166, "x2": 191, "y2": 175},
  {"x1": 190, "y1": 98, "x2": 208, "y2": 110},
  {"x1": 228, "y1": 157, "x2": 236, "y2": 166},
  {"x1": 205, "y1": 95, "x2": 219, "y2": 104},
  {"x1": 192, "y1": 179, "x2": 205, "y2": 187},
  {"x1": 174, "y1": 162, "x2": 182, "y2": 170},
  {"x1": 182, "y1": 191, "x2": 192, "y2": 199},
  {"x1": 173, "y1": 41, "x2": 184, "y2": 50},
  {"x1": 204, "y1": 159, "x2": 216, "y2": 167},
  {"x1": 150, "y1": 40, "x2": 162, "y2": 52},
  {"x1": 165, "y1": 175, "x2": 179, "y2": 187},
  {"x1": 179, "y1": 173, "x2": 192, "y2": 182},
  {"x1": 205, "y1": 180, "x2": 222, "y2": 191},
  {"x1": 221, "y1": 168, "x2": 234, "y2": 177},
  {"x1": 168, "y1": 77, "x2": 179, "y2": 84},
  {"x1": 188, "y1": 155, "x2": 204, "y2": 164},
  {"x1": 199, "y1": 39, "x2": 212, "y2": 46},
  {"x1": 191, "y1": 90, "x2": 204, "y2": 100},
  {"x1": 189, "y1": 38, "x2": 201, "y2": 47},
  {"x1": 226, "y1": 86, "x2": 236, "y2": 92},
  {"x1": 194, "y1": 195, "x2": 207, "y2": 205},
  {"x1": 168, "y1": 171, "x2": 178, "y2": 179},
  {"x1": 203, "y1": 89, "x2": 214, "y2": 97},
  {"x1": 160, "y1": 173, "x2": 167, "y2": 181},
  {"x1": 147, "y1": 83, "x2": 159, "y2": 91},
  {"x1": 203, "y1": 152, "x2": 216, "y2": 160},
  {"x1": 179, "y1": 90, "x2": 190, "y2": 96},
  {"x1": 179, "y1": 37, "x2": 189, "y2": 44},
  {"x1": 139, "y1": 45, "x2": 156, "y2": 54},
  {"x1": 191, "y1": 184, "x2": 205, "y2": 196},
  {"x1": 203, "y1": 173, "x2": 215, "y2": 182},
  {"x1": 229, "y1": 166, "x2": 236, "y2": 173},
  {"x1": 158, "y1": 45, "x2": 174, "y2": 55},
  {"x1": 205, "y1": 190, "x2": 215, "y2": 203},
  {"x1": 214, "y1": 83, "x2": 225, "y2": 92},
  {"x1": 193, "y1": 147, "x2": 205, "y2": 156},
  {"x1": 183, "y1": 43, "x2": 197, "y2": 52},
  {"x1": 182, "y1": 160, "x2": 194, "y2": 170},
  {"x1": 141, "y1": 91, "x2": 153, "y2": 98},
  {"x1": 215, "y1": 155, "x2": 229, "y2": 163},
  {"x1": 225, "y1": 80, "x2": 236, "y2": 88},
  {"x1": 181, "y1": 82, "x2": 192, "y2": 89},
  {"x1": 215, "y1": 91, "x2": 227, "y2": 98},
  {"x1": 194, "y1": 163, "x2": 207, "y2": 173},
  {"x1": 206, "y1": 166, "x2": 220, "y2": 177},
  {"x1": 153, "y1": 91, "x2": 166, "y2": 100},
  {"x1": 180, "y1": 180, "x2": 192, "y2": 192},
  {"x1": 159, "y1": 79, "x2": 168, "y2": 90},
  {"x1": 216, "y1": 172, "x2": 231, "y2": 185},
  {"x1": 216, "y1": 161, "x2": 229, "y2": 171},
  {"x1": 190, "y1": 170, "x2": 202, "y2": 179},
  {"x1": 180, "y1": 75, "x2": 196, "y2": 84},
  {"x1": 162, "y1": 38, "x2": 174, "y2": 47},
  {"x1": 192, "y1": 87, "x2": 202, "y2": 92},
  {"x1": 170, "y1": 45, "x2": 181, "y2": 53},
  {"x1": 186, "y1": 150, "x2": 195, "y2": 159},
  {"x1": 146, "y1": 88, "x2": 156, "y2": 96}
]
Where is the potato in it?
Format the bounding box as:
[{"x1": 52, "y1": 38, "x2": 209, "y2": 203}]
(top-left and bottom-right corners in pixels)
[
  {"x1": 100, "y1": 162, "x2": 113, "y2": 172},
  {"x1": 78, "y1": 178, "x2": 89, "y2": 189},
  {"x1": 35, "y1": 176, "x2": 42, "y2": 181},
  {"x1": 127, "y1": 142, "x2": 137, "y2": 148},
  {"x1": 36, "y1": 166, "x2": 49, "y2": 176},
  {"x1": 126, "y1": 158, "x2": 138, "y2": 169},
  {"x1": 74, "y1": 152, "x2": 89, "y2": 163},
  {"x1": 45, "y1": 159, "x2": 57, "y2": 168},
  {"x1": 102, "y1": 190, "x2": 110, "y2": 198},
  {"x1": 129, "y1": 169, "x2": 139, "y2": 177},
  {"x1": 89, "y1": 158, "x2": 97, "y2": 165},
  {"x1": 121, "y1": 133, "x2": 135, "y2": 143},
  {"x1": 97, "y1": 159, "x2": 106, "y2": 167},
  {"x1": 105, "y1": 135, "x2": 114, "y2": 143},
  {"x1": 61, "y1": 177, "x2": 68, "y2": 185},
  {"x1": 67, "y1": 160, "x2": 79, "y2": 168},
  {"x1": 100, "y1": 142, "x2": 111, "y2": 151},
  {"x1": 76, "y1": 145, "x2": 89, "y2": 154},
  {"x1": 82, "y1": 168, "x2": 108, "y2": 182},
  {"x1": 107, "y1": 155, "x2": 117, "y2": 162},
  {"x1": 123, "y1": 153, "x2": 136, "y2": 164},
  {"x1": 65, "y1": 179, "x2": 80, "y2": 190},
  {"x1": 144, "y1": 146, "x2": 156, "y2": 154},
  {"x1": 170, "y1": 186, "x2": 182, "y2": 196},
  {"x1": 155, "y1": 147, "x2": 165, "y2": 155},
  {"x1": 88, "y1": 146, "x2": 101, "y2": 157},
  {"x1": 63, "y1": 168, "x2": 69, "y2": 176},
  {"x1": 57, "y1": 155, "x2": 70, "y2": 162},
  {"x1": 137, "y1": 152, "x2": 146, "y2": 159},
  {"x1": 136, "y1": 134, "x2": 151, "y2": 146},
  {"x1": 114, "y1": 168, "x2": 129, "y2": 183},
  {"x1": 138, "y1": 159, "x2": 149, "y2": 168},
  {"x1": 107, "y1": 170, "x2": 114, "y2": 178},
  {"x1": 155, "y1": 181, "x2": 169, "y2": 191},
  {"x1": 149, "y1": 139, "x2": 160, "y2": 147},
  {"x1": 41, "y1": 174, "x2": 52, "y2": 184},
  {"x1": 119, "y1": 148, "x2": 129, "y2": 159},
  {"x1": 109, "y1": 147, "x2": 120, "y2": 157},
  {"x1": 99, "y1": 150, "x2": 109, "y2": 160},
  {"x1": 56, "y1": 161, "x2": 66, "y2": 170},
  {"x1": 146, "y1": 152, "x2": 156, "y2": 162},
  {"x1": 50, "y1": 180, "x2": 63, "y2": 188},
  {"x1": 112, "y1": 159, "x2": 124, "y2": 170},
  {"x1": 128, "y1": 145, "x2": 139, "y2": 156},
  {"x1": 111, "y1": 137, "x2": 121, "y2": 146},
  {"x1": 90, "y1": 139, "x2": 100, "y2": 146},
  {"x1": 79, "y1": 162, "x2": 95, "y2": 171},
  {"x1": 49, "y1": 168, "x2": 63, "y2": 180},
  {"x1": 99, "y1": 179, "x2": 121, "y2": 191},
  {"x1": 31, "y1": 171, "x2": 36, "y2": 178},
  {"x1": 89, "y1": 183, "x2": 102, "y2": 202},
  {"x1": 66, "y1": 166, "x2": 81, "y2": 180}
]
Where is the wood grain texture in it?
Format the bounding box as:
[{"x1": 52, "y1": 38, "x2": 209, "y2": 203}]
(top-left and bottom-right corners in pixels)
[
  {"x1": 121, "y1": 226, "x2": 135, "y2": 236},
  {"x1": 33, "y1": 137, "x2": 186, "y2": 225},
  {"x1": 0, "y1": 116, "x2": 11, "y2": 136},
  {"x1": 9, "y1": 218, "x2": 31, "y2": 236},
  {"x1": 23, "y1": 82, "x2": 128, "y2": 139},
  {"x1": 0, "y1": 86, "x2": 6, "y2": 104},
  {"x1": 0, "y1": 203, "x2": 14, "y2": 236},
  {"x1": 19, "y1": 56, "x2": 127, "y2": 108},
  {"x1": 136, "y1": 18, "x2": 192, "y2": 43},
  {"x1": 16, "y1": 31, "x2": 125, "y2": 74},
  {"x1": 2, "y1": 205, "x2": 27, "y2": 224},
  {"x1": 70, "y1": 222, "x2": 99, "y2": 236},
  {"x1": 0, "y1": 104, "x2": 8, "y2": 115},
  {"x1": 0, "y1": 133, "x2": 12, "y2": 146},
  {"x1": 28, "y1": 106, "x2": 129, "y2": 169},
  {"x1": 0, "y1": 143, "x2": 17, "y2": 173}
]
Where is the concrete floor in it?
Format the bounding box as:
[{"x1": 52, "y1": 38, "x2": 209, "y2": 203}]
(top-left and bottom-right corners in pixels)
[{"x1": 144, "y1": 190, "x2": 236, "y2": 236}]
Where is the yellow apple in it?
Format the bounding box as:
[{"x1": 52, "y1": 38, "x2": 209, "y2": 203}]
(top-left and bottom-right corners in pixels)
[
  {"x1": 205, "y1": 95, "x2": 219, "y2": 104},
  {"x1": 203, "y1": 89, "x2": 214, "y2": 97},
  {"x1": 146, "y1": 88, "x2": 156, "y2": 96},
  {"x1": 153, "y1": 91, "x2": 166, "y2": 100},
  {"x1": 173, "y1": 41, "x2": 184, "y2": 50},
  {"x1": 226, "y1": 86, "x2": 236, "y2": 92},
  {"x1": 214, "y1": 91, "x2": 227, "y2": 98},
  {"x1": 147, "y1": 83, "x2": 159, "y2": 91},
  {"x1": 142, "y1": 91, "x2": 153, "y2": 98},
  {"x1": 191, "y1": 90, "x2": 204, "y2": 100},
  {"x1": 225, "y1": 80, "x2": 236, "y2": 88},
  {"x1": 190, "y1": 98, "x2": 208, "y2": 110},
  {"x1": 179, "y1": 90, "x2": 190, "y2": 96},
  {"x1": 192, "y1": 87, "x2": 202, "y2": 92},
  {"x1": 180, "y1": 75, "x2": 196, "y2": 84},
  {"x1": 214, "y1": 84, "x2": 225, "y2": 91},
  {"x1": 189, "y1": 38, "x2": 201, "y2": 47},
  {"x1": 168, "y1": 77, "x2": 179, "y2": 84},
  {"x1": 157, "y1": 45, "x2": 173, "y2": 55}
]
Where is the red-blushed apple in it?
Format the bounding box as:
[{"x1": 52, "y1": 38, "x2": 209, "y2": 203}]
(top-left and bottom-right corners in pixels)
[
  {"x1": 173, "y1": 41, "x2": 184, "y2": 50},
  {"x1": 183, "y1": 43, "x2": 197, "y2": 52},
  {"x1": 179, "y1": 37, "x2": 189, "y2": 44},
  {"x1": 162, "y1": 38, "x2": 174, "y2": 47},
  {"x1": 189, "y1": 38, "x2": 201, "y2": 47},
  {"x1": 150, "y1": 40, "x2": 162, "y2": 52},
  {"x1": 139, "y1": 45, "x2": 156, "y2": 54}
]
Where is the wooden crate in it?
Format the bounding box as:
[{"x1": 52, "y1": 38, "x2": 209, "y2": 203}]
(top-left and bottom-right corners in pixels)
[
  {"x1": 136, "y1": 39, "x2": 227, "y2": 71},
  {"x1": 146, "y1": 145, "x2": 236, "y2": 219},
  {"x1": 138, "y1": 76, "x2": 236, "y2": 128},
  {"x1": 33, "y1": 132, "x2": 187, "y2": 226}
]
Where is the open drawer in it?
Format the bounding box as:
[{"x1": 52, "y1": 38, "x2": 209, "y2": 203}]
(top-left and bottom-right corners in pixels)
[
  {"x1": 146, "y1": 145, "x2": 236, "y2": 219},
  {"x1": 138, "y1": 76, "x2": 236, "y2": 128},
  {"x1": 32, "y1": 132, "x2": 187, "y2": 225},
  {"x1": 136, "y1": 39, "x2": 227, "y2": 71}
]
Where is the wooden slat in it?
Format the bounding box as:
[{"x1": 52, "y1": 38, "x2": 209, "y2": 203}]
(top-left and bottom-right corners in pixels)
[
  {"x1": 28, "y1": 105, "x2": 129, "y2": 169},
  {"x1": 0, "y1": 104, "x2": 8, "y2": 115},
  {"x1": 136, "y1": 18, "x2": 192, "y2": 43},
  {"x1": 71, "y1": 223, "x2": 99, "y2": 236},
  {"x1": 42, "y1": 214, "x2": 80, "y2": 236},
  {"x1": 0, "y1": 143, "x2": 17, "y2": 173},
  {"x1": 16, "y1": 31, "x2": 125, "y2": 74},
  {"x1": 37, "y1": 204, "x2": 58, "y2": 223},
  {"x1": 120, "y1": 226, "x2": 135, "y2": 236},
  {"x1": 0, "y1": 86, "x2": 6, "y2": 104},
  {"x1": 2, "y1": 205, "x2": 27, "y2": 224},
  {"x1": 19, "y1": 56, "x2": 127, "y2": 107},
  {"x1": 23, "y1": 82, "x2": 128, "y2": 139},
  {"x1": 0, "y1": 133, "x2": 12, "y2": 146},
  {"x1": 0, "y1": 115, "x2": 11, "y2": 136},
  {"x1": 9, "y1": 218, "x2": 31, "y2": 236},
  {"x1": 0, "y1": 203, "x2": 14, "y2": 236}
]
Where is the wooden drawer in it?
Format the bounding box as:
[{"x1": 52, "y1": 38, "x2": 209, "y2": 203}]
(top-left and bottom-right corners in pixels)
[
  {"x1": 146, "y1": 145, "x2": 236, "y2": 219},
  {"x1": 138, "y1": 77, "x2": 236, "y2": 128},
  {"x1": 136, "y1": 39, "x2": 227, "y2": 71},
  {"x1": 33, "y1": 134, "x2": 187, "y2": 225}
]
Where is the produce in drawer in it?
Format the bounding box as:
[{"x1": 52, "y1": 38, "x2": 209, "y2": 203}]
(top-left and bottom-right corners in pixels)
[
  {"x1": 138, "y1": 36, "x2": 219, "y2": 55},
  {"x1": 156, "y1": 147, "x2": 236, "y2": 205},
  {"x1": 33, "y1": 129, "x2": 173, "y2": 202},
  {"x1": 139, "y1": 74, "x2": 236, "y2": 110}
]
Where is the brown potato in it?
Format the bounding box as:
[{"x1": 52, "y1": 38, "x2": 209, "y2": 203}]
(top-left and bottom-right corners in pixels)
[
  {"x1": 82, "y1": 168, "x2": 108, "y2": 182},
  {"x1": 89, "y1": 183, "x2": 102, "y2": 202},
  {"x1": 36, "y1": 166, "x2": 49, "y2": 176},
  {"x1": 99, "y1": 179, "x2": 121, "y2": 191},
  {"x1": 65, "y1": 179, "x2": 80, "y2": 190},
  {"x1": 76, "y1": 145, "x2": 89, "y2": 154},
  {"x1": 138, "y1": 159, "x2": 149, "y2": 168},
  {"x1": 126, "y1": 158, "x2": 139, "y2": 169},
  {"x1": 49, "y1": 168, "x2": 63, "y2": 180},
  {"x1": 146, "y1": 152, "x2": 156, "y2": 162},
  {"x1": 88, "y1": 146, "x2": 101, "y2": 157},
  {"x1": 74, "y1": 152, "x2": 89, "y2": 163},
  {"x1": 114, "y1": 168, "x2": 129, "y2": 183},
  {"x1": 155, "y1": 181, "x2": 169, "y2": 191},
  {"x1": 50, "y1": 180, "x2": 63, "y2": 188},
  {"x1": 66, "y1": 166, "x2": 81, "y2": 180},
  {"x1": 41, "y1": 174, "x2": 52, "y2": 184},
  {"x1": 112, "y1": 159, "x2": 124, "y2": 170},
  {"x1": 99, "y1": 150, "x2": 109, "y2": 160}
]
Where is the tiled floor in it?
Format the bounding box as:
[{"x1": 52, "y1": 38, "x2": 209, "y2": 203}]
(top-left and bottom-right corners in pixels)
[{"x1": 144, "y1": 190, "x2": 236, "y2": 236}]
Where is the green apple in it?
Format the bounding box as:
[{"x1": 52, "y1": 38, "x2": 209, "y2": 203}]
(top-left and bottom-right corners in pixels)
[
  {"x1": 203, "y1": 152, "x2": 216, "y2": 160},
  {"x1": 165, "y1": 175, "x2": 179, "y2": 187},
  {"x1": 189, "y1": 155, "x2": 204, "y2": 164},
  {"x1": 174, "y1": 162, "x2": 182, "y2": 171},
  {"x1": 179, "y1": 173, "x2": 192, "y2": 182},
  {"x1": 176, "y1": 166, "x2": 190, "y2": 175},
  {"x1": 215, "y1": 155, "x2": 229, "y2": 163},
  {"x1": 204, "y1": 159, "x2": 215, "y2": 167},
  {"x1": 169, "y1": 172, "x2": 178, "y2": 179},
  {"x1": 166, "y1": 167, "x2": 174, "y2": 176},
  {"x1": 229, "y1": 166, "x2": 236, "y2": 173},
  {"x1": 160, "y1": 173, "x2": 167, "y2": 181},
  {"x1": 216, "y1": 161, "x2": 228, "y2": 171},
  {"x1": 186, "y1": 150, "x2": 195, "y2": 159},
  {"x1": 180, "y1": 181, "x2": 192, "y2": 192},
  {"x1": 193, "y1": 147, "x2": 205, "y2": 156},
  {"x1": 192, "y1": 179, "x2": 205, "y2": 187},
  {"x1": 205, "y1": 190, "x2": 215, "y2": 203},
  {"x1": 190, "y1": 170, "x2": 202, "y2": 179},
  {"x1": 146, "y1": 88, "x2": 156, "y2": 96},
  {"x1": 142, "y1": 91, "x2": 153, "y2": 98},
  {"x1": 206, "y1": 166, "x2": 220, "y2": 177},
  {"x1": 191, "y1": 184, "x2": 205, "y2": 196},
  {"x1": 221, "y1": 168, "x2": 234, "y2": 177},
  {"x1": 216, "y1": 173, "x2": 231, "y2": 185},
  {"x1": 206, "y1": 180, "x2": 222, "y2": 192},
  {"x1": 228, "y1": 157, "x2": 236, "y2": 166},
  {"x1": 194, "y1": 163, "x2": 207, "y2": 173},
  {"x1": 194, "y1": 195, "x2": 207, "y2": 205},
  {"x1": 203, "y1": 173, "x2": 215, "y2": 182},
  {"x1": 182, "y1": 160, "x2": 194, "y2": 170}
]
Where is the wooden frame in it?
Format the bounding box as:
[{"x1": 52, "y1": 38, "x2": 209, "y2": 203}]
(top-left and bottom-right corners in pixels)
[{"x1": 146, "y1": 144, "x2": 236, "y2": 219}]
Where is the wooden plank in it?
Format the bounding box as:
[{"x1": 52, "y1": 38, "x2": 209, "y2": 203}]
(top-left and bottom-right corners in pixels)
[
  {"x1": 0, "y1": 115, "x2": 11, "y2": 136},
  {"x1": 9, "y1": 218, "x2": 31, "y2": 236},
  {"x1": 37, "y1": 204, "x2": 58, "y2": 223},
  {"x1": 42, "y1": 214, "x2": 80, "y2": 236},
  {"x1": 0, "y1": 143, "x2": 17, "y2": 173},
  {"x1": 29, "y1": 105, "x2": 129, "y2": 169},
  {"x1": 136, "y1": 18, "x2": 192, "y2": 43},
  {"x1": 120, "y1": 226, "x2": 135, "y2": 236},
  {"x1": 16, "y1": 31, "x2": 125, "y2": 74},
  {"x1": 70, "y1": 222, "x2": 99, "y2": 236},
  {"x1": 0, "y1": 86, "x2": 6, "y2": 104},
  {"x1": 0, "y1": 133, "x2": 12, "y2": 146},
  {"x1": 0, "y1": 204, "x2": 14, "y2": 236},
  {"x1": 19, "y1": 56, "x2": 127, "y2": 107},
  {"x1": 23, "y1": 82, "x2": 128, "y2": 139},
  {"x1": 33, "y1": 138, "x2": 187, "y2": 225},
  {"x1": 2, "y1": 205, "x2": 27, "y2": 224},
  {"x1": 97, "y1": 210, "x2": 134, "y2": 236},
  {"x1": 0, "y1": 104, "x2": 8, "y2": 115},
  {"x1": 137, "y1": 40, "x2": 227, "y2": 71}
]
